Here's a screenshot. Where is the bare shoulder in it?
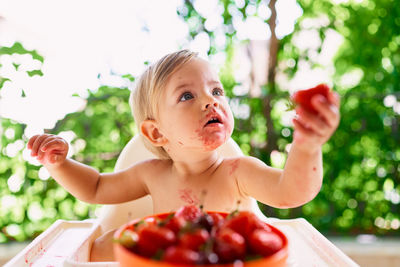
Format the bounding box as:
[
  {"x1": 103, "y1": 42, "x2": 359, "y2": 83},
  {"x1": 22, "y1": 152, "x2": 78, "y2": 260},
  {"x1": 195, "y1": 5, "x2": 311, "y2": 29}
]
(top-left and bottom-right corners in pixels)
[
  {"x1": 139, "y1": 158, "x2": 172, "y2": 167},
  {"x1": 222, "y1": 155, "x2": 268, "y2": 172},
  {"x1": 118, "y1": 158, "x2": 171, "y2": 178},
  {"x1": 134, "y1": 158, "x2": 172, "y2": 173},
  {"x1": 223, "y1": 155, "x2": 281, "y2": 184}
]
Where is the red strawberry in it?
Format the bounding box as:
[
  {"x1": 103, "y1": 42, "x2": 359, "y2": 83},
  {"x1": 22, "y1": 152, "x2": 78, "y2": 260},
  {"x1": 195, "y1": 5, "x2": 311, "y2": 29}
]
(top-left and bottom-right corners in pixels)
[
  {"x1": 136, "y1": 225, "x2": 176, "y2": 257},
  {"x1": 292, "y1": 83, "x2": 331, "y2": 114},
  {"x1": 163, "y1": 246, "x2": 200, "y2": 264},
  {"x1": 118, "y1": 207, "x2": 285, "y2": 264},
  {"x1": 249, "y1": 229, "x2": 283, "y2": 256},
  {"x1": 175, "y1": 205, "x2": 203, "y2": 222},
  {"x1": 214, "y1": 228, "x2": 246, "y2": 263},
  {"x1": 164, "y1": 215, "x2": 187, "y2": 234},
  {"x1": 223, "y1": 211, "x2": 271, "y2": 239},
  {"x1": 179, "y1": 228, "x2": 210, "y2": 251}
]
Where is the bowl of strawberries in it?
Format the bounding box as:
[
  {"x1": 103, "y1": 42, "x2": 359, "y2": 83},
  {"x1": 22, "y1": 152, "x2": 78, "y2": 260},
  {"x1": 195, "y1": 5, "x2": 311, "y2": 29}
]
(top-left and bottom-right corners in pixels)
[{"x1": 113, "y1": 205, "x2": 288, "y2": 266}]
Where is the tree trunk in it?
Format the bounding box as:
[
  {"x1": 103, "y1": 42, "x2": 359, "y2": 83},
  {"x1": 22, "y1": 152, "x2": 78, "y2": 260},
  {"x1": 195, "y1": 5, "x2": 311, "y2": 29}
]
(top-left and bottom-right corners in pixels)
[{"x1": 263, "y1": 0, "x2": 279, "y2": 164}]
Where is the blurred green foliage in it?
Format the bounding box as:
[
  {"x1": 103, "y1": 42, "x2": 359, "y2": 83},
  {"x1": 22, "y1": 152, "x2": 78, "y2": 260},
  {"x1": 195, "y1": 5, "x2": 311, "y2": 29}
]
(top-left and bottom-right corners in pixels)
[{"x1": 0, "y1": 0, "x2": 399, "y2": 243}]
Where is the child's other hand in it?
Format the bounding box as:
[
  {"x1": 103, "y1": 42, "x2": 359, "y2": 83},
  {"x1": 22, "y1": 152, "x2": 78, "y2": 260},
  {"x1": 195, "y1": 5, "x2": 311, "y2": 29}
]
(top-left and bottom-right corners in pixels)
[
  {"x1": 292, "y1": 92, "x2": 340, "y2": 153},
  {"x1": 27, "y1": 134, "x2": 69, "y2": 166}
]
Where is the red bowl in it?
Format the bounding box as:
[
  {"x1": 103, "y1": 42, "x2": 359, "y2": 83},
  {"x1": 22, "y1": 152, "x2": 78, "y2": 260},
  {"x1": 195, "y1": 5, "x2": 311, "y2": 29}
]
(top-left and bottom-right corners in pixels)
[{"x1": 113, "y1": 212, "x2": 288, "y2": 267}]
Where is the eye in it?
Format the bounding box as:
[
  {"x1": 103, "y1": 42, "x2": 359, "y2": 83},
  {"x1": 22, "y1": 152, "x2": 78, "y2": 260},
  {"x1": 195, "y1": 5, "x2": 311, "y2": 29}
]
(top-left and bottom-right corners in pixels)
[
  {"x1": 179, "y1": 92, "x2": 194, "y2": 102},
  {"x1": 213, "y1": 88, "x2": 224, "y2": 96}
]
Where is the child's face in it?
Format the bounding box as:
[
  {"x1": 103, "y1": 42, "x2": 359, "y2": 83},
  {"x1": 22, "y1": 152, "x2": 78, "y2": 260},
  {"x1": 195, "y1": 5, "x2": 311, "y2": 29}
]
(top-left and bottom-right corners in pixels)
[{"x1": 157, "y1": 58, "x2": 234, "y2": 153}]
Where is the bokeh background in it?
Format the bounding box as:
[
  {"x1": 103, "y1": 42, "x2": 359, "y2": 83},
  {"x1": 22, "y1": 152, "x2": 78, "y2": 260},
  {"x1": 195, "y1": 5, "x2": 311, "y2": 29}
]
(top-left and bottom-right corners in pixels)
[{"x1": 0, "y1": 0, "x2": 399, "y2": 263}]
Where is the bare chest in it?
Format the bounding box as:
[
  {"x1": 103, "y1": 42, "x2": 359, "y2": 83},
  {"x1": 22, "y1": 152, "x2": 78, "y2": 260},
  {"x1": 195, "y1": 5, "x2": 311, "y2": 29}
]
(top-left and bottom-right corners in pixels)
[{"x1": 147, "y1": 160, "x2": 251, "y2": 214}]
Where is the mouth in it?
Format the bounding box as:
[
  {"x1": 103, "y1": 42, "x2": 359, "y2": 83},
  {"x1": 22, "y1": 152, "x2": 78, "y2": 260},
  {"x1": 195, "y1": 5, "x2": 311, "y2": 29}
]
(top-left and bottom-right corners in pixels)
[
  {"x1": 204, "y1": 113, "x2": 223, "y2": 127},
  {"x1": 206, "y1": 117, "x2": 221, "y2": 125}
]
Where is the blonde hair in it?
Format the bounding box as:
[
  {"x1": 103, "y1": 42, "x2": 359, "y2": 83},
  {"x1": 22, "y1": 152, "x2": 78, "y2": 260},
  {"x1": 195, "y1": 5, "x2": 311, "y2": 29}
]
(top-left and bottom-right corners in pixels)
[{"x1": 130, "y1": 49, "x2": 199, "y2": 159}]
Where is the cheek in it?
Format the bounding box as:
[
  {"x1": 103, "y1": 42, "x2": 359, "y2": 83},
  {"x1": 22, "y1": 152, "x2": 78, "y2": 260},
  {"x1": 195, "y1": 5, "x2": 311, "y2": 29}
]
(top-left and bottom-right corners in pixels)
[
  {"x1": 162, "y1": 111, "x2": 199, "y2": 140},
  {"x1": 224, "y1": 108, "x2": 235, "y2": 135}
]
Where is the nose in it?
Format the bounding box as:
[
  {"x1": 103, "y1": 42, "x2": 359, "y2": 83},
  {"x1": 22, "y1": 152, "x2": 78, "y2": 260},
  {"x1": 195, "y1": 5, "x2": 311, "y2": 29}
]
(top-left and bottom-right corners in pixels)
[
  {"x1": 205, "y1": 102, "x2": 218, "y2": 109},
  {"x1": 204, "y1": 95, "x2": 218, "y2": 110}
]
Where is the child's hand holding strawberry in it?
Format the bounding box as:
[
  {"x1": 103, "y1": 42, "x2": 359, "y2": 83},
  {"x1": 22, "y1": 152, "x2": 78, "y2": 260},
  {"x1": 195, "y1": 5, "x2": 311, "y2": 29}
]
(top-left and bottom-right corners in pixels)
[
  {"x1": 27, "y1": 134, "x2": 69, "y2": 166},
  {"x1": 291, "y1": 84, "x2": 340, "y2": 154}
]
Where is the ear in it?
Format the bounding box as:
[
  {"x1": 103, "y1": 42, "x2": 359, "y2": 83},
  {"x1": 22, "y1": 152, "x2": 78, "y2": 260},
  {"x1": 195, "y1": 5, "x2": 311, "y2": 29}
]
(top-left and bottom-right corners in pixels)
[{"x1": 140, "y1": 120, "x2": 168, "y2": 147}]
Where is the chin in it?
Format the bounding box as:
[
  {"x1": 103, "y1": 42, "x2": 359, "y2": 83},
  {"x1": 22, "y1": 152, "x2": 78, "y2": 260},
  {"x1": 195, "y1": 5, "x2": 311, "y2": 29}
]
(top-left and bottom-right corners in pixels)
[
  {"x1": 202, "y1": 134, "x2": 230, "y2": 151},
  {"x1": 203, "y1": 144, "x2": 222, "y2": 151}
]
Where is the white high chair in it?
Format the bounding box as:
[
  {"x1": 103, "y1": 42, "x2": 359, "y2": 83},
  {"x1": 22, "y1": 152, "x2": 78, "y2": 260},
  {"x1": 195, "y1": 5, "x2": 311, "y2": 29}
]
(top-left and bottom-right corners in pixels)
[
  {"x1": 97, "y1": 135, "x2": 269, "y2": 233},
  {"x1": 5, "y1": 135, "x2": 359, "y2": 266}
]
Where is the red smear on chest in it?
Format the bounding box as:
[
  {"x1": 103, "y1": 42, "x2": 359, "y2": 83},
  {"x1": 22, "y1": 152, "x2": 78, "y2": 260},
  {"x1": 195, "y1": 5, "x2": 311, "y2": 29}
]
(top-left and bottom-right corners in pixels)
[{"x1": 179, "y1": 188, "x2": 200, "y2": 205}]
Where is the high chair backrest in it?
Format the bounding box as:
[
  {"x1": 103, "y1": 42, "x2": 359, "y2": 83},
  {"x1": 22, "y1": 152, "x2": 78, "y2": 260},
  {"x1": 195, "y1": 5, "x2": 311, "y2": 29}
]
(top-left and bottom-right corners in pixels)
[{"x1": 97, "y1": 135, "x2": 267, "y2": 233}]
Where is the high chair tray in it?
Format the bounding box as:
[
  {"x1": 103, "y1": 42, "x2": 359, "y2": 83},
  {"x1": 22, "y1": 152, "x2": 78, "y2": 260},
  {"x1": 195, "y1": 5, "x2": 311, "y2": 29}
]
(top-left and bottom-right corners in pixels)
[
  {"x1": 269, "y1": 218, "x2": 359, "y2": 267},
  {"x1": 3, "y1": 219, "x2": 110, "y2": 267},
  {"x1": 4, "y1": 218, "x2": 358, "y2": 267}
]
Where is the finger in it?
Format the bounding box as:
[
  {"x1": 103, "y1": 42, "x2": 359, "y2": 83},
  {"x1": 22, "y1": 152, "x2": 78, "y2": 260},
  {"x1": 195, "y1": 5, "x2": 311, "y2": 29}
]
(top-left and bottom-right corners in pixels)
[
  {"x1": 31, "y1": 134, "x2": 51, "y2": 156},
  {"x1": 42, "y1": 139, "x2": 67, "y2": 154},
  {"x1": 31, "y1": 135, "x2": 45, "y2": 156},
  {"x1": 296, "y1": 107, "x2": 327, "y2": 136},
  {"x1": 328, "y1": 91, "x2": 341, "y2": 107},
  {"x1": 40, "y1": 137, "x2": 59, "y2": 152},
  {"x1": 38, "y1": 137, "x2": 66, "y2": 161},
  {"x1": 37, "y1": 136, "x2": 55, "y2": 160},
  {"x1": 27, "y1": 135, "x2": 40, "y2": 150},
  {"x1": 311, "y1": 95, "x2": 340, "y2": 128},
  {"x1": 37, "y1": 136, "x2": 56, "y2": 160},
  {"x1": 37, "y1": 147, "x2": 45, "y2": 160},
  {"x1": 292, "y1": 117, "x2": 316, "y2": 142}
]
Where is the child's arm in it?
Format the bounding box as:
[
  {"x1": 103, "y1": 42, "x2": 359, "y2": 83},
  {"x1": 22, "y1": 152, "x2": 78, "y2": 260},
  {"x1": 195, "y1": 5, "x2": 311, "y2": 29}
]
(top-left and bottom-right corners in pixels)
[
  {"x1": 27, "y1": 134, "x2": 148, "y2": 204},
  {"x1": 235, "y1": 92, "x2": 340, "y2": 208}
]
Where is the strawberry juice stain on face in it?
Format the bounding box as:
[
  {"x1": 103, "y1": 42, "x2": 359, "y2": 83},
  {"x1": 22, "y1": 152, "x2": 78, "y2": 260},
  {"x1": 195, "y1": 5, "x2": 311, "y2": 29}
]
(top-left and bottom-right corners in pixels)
[
  {"x1": 196, "y1": 109, "x2": 233, "y2": 151},
  {"x1": 179, "y1": 188, "x2": 200, "y2": 205}
]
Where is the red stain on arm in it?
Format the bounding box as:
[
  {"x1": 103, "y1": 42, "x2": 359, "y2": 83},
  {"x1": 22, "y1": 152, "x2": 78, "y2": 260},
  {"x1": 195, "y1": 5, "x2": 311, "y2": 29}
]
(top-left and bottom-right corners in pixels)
[
  {"x1": 229, "y1": 159, "x2": 240, "y2": 176},
  {"x1": 179, "y1": 189, "x2": 200, "y2": 205},
  {"x1": 313, "y1": 167, "x2": 316, "y2": 171}
]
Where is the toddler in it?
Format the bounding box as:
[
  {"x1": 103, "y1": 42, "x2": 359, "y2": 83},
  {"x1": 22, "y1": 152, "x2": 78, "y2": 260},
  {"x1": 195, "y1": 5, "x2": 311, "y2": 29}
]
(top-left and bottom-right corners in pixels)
[{"x1": 27, "y1": 50, "x2": 340, "y2": 261}]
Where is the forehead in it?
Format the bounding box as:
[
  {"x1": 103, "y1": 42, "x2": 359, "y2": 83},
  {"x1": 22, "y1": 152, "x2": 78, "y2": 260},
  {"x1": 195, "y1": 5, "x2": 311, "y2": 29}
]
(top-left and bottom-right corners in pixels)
[{"x1": 165, "y1": 58, "x2": 219, "y2": 91}]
